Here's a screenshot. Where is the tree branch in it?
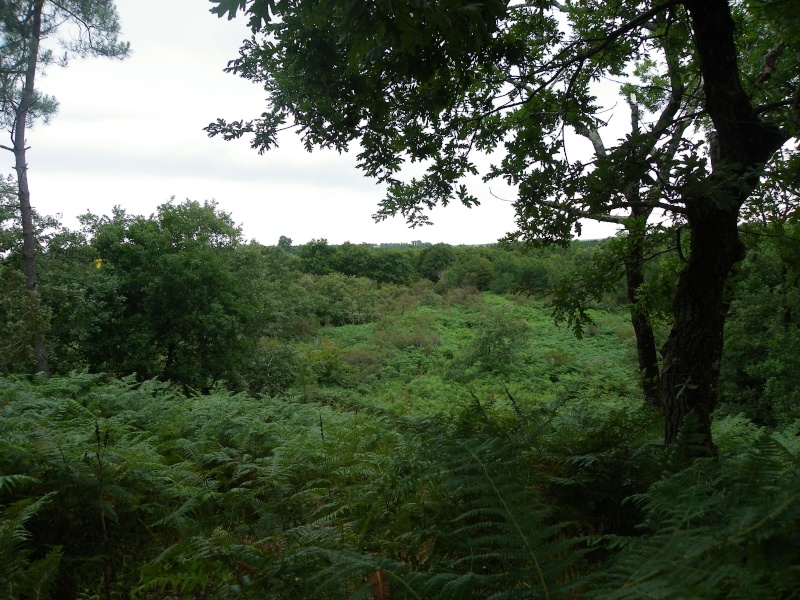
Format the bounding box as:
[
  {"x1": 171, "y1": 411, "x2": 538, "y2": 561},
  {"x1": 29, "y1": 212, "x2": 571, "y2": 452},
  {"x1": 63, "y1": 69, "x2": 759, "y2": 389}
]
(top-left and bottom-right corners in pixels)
[
  {"x1": 574, "y1": 122, "x2": 607, "y2": 157},
  {"x1": 752, "y1": 42, "x2": 786, "y2": 90},
  {"x1": 533, "y1": 197, "x2": 627, "y2": 224},
  {"x1": 574, "y1": 1, "x2": 681, "y2": 64}
]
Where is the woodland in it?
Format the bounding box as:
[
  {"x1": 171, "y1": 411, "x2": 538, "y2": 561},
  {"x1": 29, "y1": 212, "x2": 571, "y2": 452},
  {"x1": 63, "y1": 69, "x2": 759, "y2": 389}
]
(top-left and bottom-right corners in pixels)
[
  {"x1": 2, "y1": 0, "x2": 800, "y2": 598},
  {"x1": 2, "y1": 198, "x2": 800, "y2": 598}
]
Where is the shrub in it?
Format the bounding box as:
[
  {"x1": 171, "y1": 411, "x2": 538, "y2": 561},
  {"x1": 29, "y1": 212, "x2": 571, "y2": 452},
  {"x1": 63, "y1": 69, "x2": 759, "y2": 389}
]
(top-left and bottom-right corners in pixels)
[{"x1": 456, "y1": 307, "x2": 532, "y2": 376}]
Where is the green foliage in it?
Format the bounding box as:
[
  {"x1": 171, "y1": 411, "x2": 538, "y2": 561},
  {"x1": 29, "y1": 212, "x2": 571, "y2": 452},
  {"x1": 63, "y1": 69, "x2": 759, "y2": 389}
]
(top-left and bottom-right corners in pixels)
[
  {"x1": 417, "y1": 243, "x2": 455, "y2": 282},
  {"x1": 4, "y1": 205, "x2": 800, "y2": 599},
  {"x1": 299, "y1": 240, "x2": 417, "y2": 285},
  {"x1": 298, "y1": 238, "x2": 336, "y2": 275},
  {"x1": 8, "y1": 211, "x2": 594, "y2": 396},
  {"x1": 208, "y1": 0, "x2": 800, "y2": 455},
  {"x1": 236, "y1": 337, "x2": 301, "y2": 395},
  {"x1": 454, "y1": 307, "x2": 531, "y2": 376},
  {"x1": 377, "y1": 279, "x2": 442, "y2": 315},
  {"x1": 1, "y1": 0, "x2": 130, "y2": 376},
  {"x1": 721, "y1": 222, "x2": 800, "y2": 425},
  {"x1": 423, "y1": 243, "x2": 574, "y2": 300},
  {"x1": 0, "y1": 179, "x2": 51, "y2": 374},
  {"x1": 301, "y1": 432, "x2": 586, "y2": 600},
  {"x1": 304, "y1": 273, "x2": 379, "y2": 327},
  {"x1": 207, "y1": 0, "x2": 795, "y2": 241},
  {"x1": 277, "y1": 234, "x2": 294, "y2": 252},
  {"x1": 38, "y1": 243, "x2": 124, "y2": 375},
  {"x1": 590, "y1": 428, "x2": 800, "y2": 598},
  {"x1": 368, "y1": 249, "x2": 416, "y2": 286},
  {"x1": 88, "y1": 202, "x2": 248, "y2": 389},
  {"x1": 0, "y1": 263, "x2": 48, "y2": 373},
  {"x1": 0, "y1": 175, "x2": 19, "y2": 251},
  {"x1": 299, "y1": 337, "x2": 354, "y2": 386},
  {"x1": 0, "y1": 489, "x2": 62, "y2": 600},
  {"x1": 0, "y1": 375, "x2": 177, "y2": 597},
  {"x1": 314, "y1": 292, "x2": 643, "y2": 420},
  {"x1": 550, "y1": 233, "x2": 675, "y2": 338},
  {"x1": 35, "y1": 200, "x2": 309, "y2": 392},
  {"x1": 373, "y1": 311, "x2": 442, "y2": 352},
  {"x1": 231, "y1": 242, "x2": 316, "y2": 342},
  {"x1": 1, "y1": 340, "x2": 798, "y2": 599},
  {"x1": 437, "y1": 250, "x2": 495, "y2": 293}
]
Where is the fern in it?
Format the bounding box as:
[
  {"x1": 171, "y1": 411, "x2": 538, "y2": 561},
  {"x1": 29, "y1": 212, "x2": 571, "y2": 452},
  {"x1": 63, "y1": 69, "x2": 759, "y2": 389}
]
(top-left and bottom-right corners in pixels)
[
  {"x1": 415, "y1": 435, "x2": 582, "y2": 599},
  {"x1": 0, "y1": 474, "x2": 38, "y2": 494},
  {"x1": 589, "y1": 431, "x2": 800, "y2": 598},
  {"x1": 286, "y1": 412, "x2": 586, "y2": 599},
  {"x1": 0, "y1": 492, "x2": 62, "y2": 600},
  {"x1": 13, "y1": 370, "x2": 787, "y2": 599},
  {"x1": 0, "y1": 375, "x2": 190, "y2": 596}
]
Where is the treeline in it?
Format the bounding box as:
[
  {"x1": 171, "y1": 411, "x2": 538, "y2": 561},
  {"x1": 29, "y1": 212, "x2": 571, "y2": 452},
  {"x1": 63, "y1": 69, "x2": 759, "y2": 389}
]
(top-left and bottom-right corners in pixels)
[
  {"x1": 0, "y1": 199, "x2": 591, "y2": 390},
  {"x1": 2, "y1": 198, "x2": 800, "y2": 427},
  {"x1": 292, "y1": 236, "x2": 578, "y2": 293}
]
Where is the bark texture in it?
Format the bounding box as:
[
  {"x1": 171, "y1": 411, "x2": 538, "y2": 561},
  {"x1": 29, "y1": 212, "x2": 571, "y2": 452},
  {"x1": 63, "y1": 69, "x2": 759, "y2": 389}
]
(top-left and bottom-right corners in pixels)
[
  {"x1": 13, "y1": 0, "x2": 49, "y2": 375},
  {"x1": 660, "y1": 0, "x2": 788, "y2": 453},
  {"x1": 625, "y1": 229, "x2": 662, "y2": 410}
]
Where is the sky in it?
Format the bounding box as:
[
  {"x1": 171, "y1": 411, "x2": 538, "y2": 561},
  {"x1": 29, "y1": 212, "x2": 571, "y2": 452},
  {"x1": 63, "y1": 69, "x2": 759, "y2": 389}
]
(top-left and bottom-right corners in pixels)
[{"x1": 8, "y1": 0, "x2": 619, "y2": 246}]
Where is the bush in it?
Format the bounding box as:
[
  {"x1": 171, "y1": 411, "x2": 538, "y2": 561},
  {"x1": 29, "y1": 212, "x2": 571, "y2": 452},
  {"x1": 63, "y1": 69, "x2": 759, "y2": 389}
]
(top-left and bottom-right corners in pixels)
[
  {"x1": 305, "y1": 273, "x2": 379, "y2": 326},
  {"x1": 455, "y1": 307, "x2": 532, "y2": 376},
  {"x1": 373, "y1": 312, "x2": 442, "y2": 351}
]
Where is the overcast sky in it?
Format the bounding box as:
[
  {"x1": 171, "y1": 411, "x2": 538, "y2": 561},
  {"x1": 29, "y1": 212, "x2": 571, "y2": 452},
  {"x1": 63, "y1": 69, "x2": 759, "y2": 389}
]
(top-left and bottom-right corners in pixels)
[{"x1": 10, "y1": 0, "x2": 618, "y2": 246}]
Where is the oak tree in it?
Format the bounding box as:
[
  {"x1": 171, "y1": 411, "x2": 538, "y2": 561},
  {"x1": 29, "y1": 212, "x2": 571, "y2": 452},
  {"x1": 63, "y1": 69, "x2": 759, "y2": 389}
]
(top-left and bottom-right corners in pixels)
[{"x1": 207, "y1": 0, "x2": 799, "y2": 453}]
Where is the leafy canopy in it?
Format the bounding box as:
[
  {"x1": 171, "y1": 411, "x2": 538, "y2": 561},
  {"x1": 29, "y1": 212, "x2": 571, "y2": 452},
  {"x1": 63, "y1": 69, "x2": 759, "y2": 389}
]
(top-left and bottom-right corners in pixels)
[{"x1": 207, "y1": 0, "x2": 796, "y2": 238}]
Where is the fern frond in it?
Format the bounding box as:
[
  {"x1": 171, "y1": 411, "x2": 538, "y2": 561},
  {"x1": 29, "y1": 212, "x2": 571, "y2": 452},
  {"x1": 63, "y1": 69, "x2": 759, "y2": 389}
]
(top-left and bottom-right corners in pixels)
[
  {"x1": 0, "y1": 473, "x2": 38, "y2": 495},
  {"x1": 590, "y1": 432, "x2": 800, "y2": 598},
  {"x1": 0, "y1": 493, "x2": 59, "y2": 599},
  {"x1": 18, "y1": 546, "x2": 63, "y2": 600}
]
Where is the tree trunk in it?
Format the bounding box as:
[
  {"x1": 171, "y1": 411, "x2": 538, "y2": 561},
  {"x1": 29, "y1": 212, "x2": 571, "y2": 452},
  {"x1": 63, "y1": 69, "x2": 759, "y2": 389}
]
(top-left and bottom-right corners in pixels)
[
  {"x1": 660, "y1": 205, "x2": 743, "y2": 455},
  {"x1": 659, "y1": 0, "x2": 788, "y2": 454},
  {"x1": 13, "y1": 0, "x2": 48, "y2": 375},
  {"x1": 624, "y1": 231, "x2": 662, "y2": 410}
]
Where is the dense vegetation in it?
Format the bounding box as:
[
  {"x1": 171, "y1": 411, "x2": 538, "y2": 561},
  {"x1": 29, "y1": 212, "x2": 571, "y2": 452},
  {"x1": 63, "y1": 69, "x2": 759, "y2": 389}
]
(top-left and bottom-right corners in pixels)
[
  {"x1": 2, "y1": 198, "x2": 800, "y2": 598},
  {"x1": 2, "y1": 1, "x2": 798, "y2": 597},
  {"x1": 207, "y1": 0, "x2": 800, "y2": 453}
]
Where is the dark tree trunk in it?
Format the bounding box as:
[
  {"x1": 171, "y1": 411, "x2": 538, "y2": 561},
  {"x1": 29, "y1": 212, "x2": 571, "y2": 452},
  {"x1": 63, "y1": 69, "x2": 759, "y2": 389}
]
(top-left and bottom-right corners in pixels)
[
  {"x1": 660, "y1": 204, "x2": 743, "y2": 454},
  {"x1": 624, "y1": 230, "x2": 662, "y2": 410},
  {"x1": 660, "y1": 0, "x2": 788, "y2": 453},
  {"x1": 13, "y1": 0, "x2": 48, "y2": 375}
]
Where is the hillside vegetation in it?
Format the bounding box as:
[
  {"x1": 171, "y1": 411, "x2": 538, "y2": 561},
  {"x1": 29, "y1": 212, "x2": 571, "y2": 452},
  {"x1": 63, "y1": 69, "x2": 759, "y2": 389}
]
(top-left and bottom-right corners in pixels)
[{"x1": 2, "y1": 200, "x2": 800, "y2": 598}]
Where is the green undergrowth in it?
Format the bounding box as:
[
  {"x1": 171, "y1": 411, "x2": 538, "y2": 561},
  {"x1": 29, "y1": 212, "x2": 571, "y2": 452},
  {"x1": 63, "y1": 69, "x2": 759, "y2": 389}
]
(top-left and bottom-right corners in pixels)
[
  {"x1": 2, "y1": 291, "x2": 798, "y2": 599},
  {"x1": 313, "y1": 293, "x2": 640, "y2": 416},
  {"x1": 2, "y1": 370, "x2": 799, "y2": 599}
]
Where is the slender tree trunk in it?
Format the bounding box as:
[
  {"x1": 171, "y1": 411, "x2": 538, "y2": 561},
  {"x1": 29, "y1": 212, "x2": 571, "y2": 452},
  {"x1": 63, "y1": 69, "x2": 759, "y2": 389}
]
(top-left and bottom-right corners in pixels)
[
  {"x1": 624, "y1": 227, "x2": 662, "y2": 410},
  {"x1": 659, "y1": 0, "x2": 788, "y2": 454},
  {"x1": 13, "y1": 0, "x2": 48, "y2": 375}
]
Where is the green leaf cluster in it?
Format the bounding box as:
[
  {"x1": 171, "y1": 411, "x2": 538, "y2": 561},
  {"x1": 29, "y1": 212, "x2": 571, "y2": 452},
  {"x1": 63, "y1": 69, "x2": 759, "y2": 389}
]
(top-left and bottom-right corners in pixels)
[{"x1": 720, "y1": 221, "x2": 800, "y2": 425}]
